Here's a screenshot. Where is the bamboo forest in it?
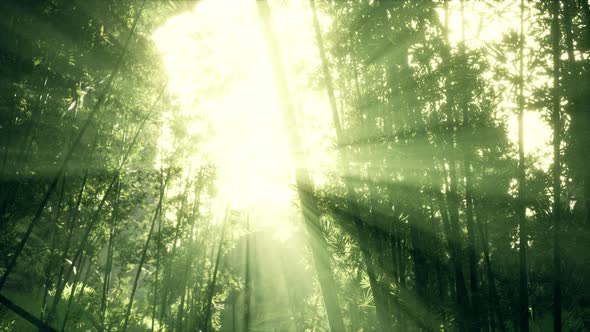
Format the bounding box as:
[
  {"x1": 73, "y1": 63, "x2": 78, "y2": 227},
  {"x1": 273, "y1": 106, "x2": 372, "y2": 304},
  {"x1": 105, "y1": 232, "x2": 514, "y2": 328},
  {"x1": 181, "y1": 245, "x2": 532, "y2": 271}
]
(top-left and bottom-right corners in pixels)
[{"x1": 2, "y1": 0, "x2": 590, "y2": 331}]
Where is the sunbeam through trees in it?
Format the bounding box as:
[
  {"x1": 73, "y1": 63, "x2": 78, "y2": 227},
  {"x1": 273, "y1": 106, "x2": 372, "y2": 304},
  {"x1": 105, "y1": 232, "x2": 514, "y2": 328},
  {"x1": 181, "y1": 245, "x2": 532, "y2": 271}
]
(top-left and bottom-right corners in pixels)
[{"x1": 1, "y1": 0, "x2": 590, "y2": 331}]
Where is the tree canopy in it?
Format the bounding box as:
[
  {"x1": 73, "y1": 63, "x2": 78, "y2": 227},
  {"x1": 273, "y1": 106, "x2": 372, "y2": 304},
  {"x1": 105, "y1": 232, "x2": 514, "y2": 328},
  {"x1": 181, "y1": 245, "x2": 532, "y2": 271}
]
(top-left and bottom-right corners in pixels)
[{"x1": 1, "y1": 0, "x2": 590, "y2": 331}]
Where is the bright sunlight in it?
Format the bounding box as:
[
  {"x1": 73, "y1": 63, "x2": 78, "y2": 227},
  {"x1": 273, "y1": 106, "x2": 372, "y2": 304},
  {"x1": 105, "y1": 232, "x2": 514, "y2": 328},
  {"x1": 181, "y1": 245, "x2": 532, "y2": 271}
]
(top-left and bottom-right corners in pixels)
[
  {"x1": 152, "y1": 0, "x2": 334, "y2": 236},
  {"x1": 3, "y1": 0, "x2": 586, "y2": 331}
]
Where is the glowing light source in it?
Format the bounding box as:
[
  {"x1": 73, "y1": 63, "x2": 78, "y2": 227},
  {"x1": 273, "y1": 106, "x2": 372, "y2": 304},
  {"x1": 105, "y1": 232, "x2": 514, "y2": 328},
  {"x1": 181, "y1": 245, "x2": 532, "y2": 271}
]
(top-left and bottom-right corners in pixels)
[{"x1": 152, "y1": 0, "x2": 334, "y2": 238}]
